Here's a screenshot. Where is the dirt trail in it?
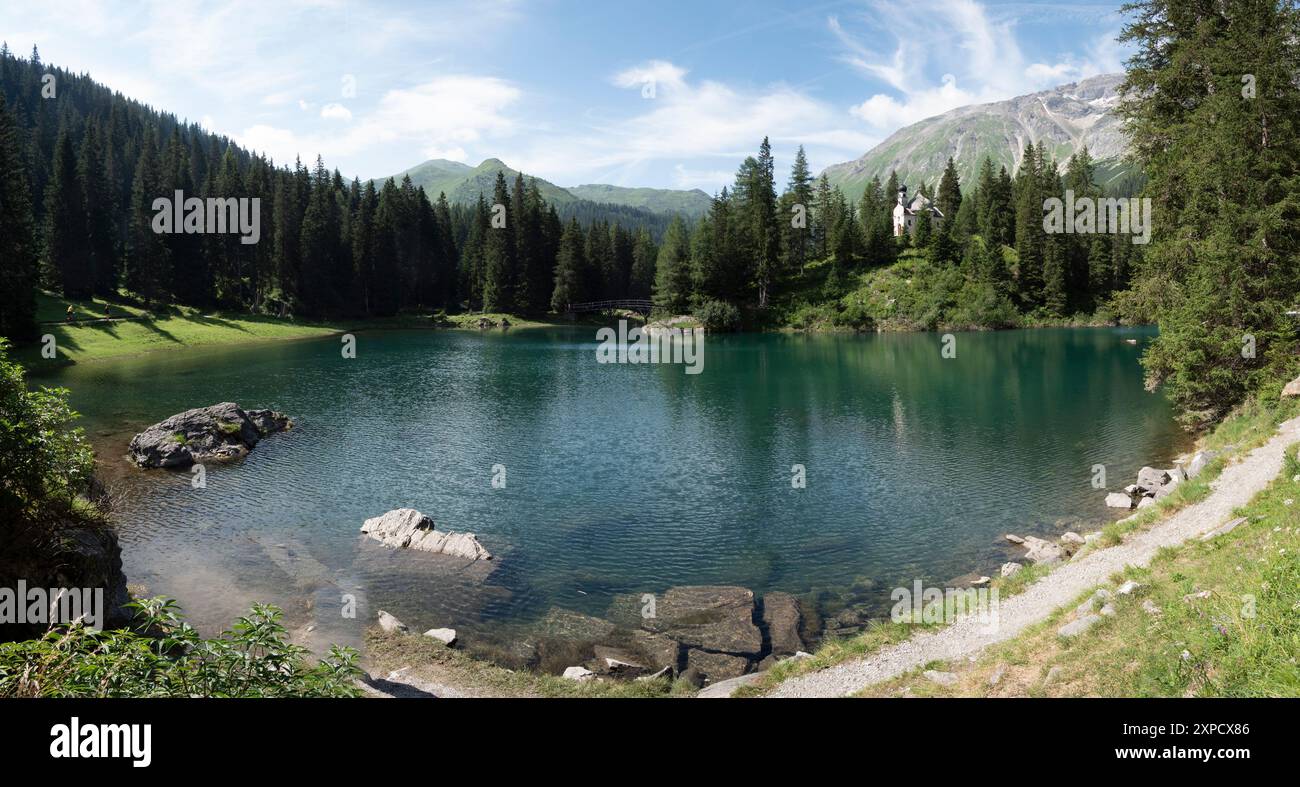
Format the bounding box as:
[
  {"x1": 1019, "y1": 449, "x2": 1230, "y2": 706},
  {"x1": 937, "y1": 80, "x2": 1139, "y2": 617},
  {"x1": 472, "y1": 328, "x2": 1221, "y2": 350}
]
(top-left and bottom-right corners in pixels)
[{"x1": 768, "y1": 416, "x2": 1300, "y2": 698}]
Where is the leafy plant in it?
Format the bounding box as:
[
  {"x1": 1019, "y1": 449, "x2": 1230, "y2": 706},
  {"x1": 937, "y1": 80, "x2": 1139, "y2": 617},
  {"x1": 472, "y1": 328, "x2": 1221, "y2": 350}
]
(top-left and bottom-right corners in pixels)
[{"x1": 0, "y1": 597, "x2": 362, "y2": 698}]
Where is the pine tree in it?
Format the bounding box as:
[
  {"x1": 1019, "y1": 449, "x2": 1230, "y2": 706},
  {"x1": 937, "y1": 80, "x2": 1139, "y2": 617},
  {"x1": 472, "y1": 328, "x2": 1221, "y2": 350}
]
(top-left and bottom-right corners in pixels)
[
  {"x1": 0, "y1": 92, "x2": 38, "y2": 341},
  {"x1": 653, "y1": 216, "x2": 692, "y2": 313},
  {"x1": 481, "y1": 171, "x2": 515, "y2": 313},
  {"x1": 550, "y1": 218, "x2": 587, "y2": 311},
  {"x1": 1120, "y1": 0, "x2": 1300, "y2": 425},
  {"x1": 44, "y1": 122, "x2": 92, "y2": 298}
]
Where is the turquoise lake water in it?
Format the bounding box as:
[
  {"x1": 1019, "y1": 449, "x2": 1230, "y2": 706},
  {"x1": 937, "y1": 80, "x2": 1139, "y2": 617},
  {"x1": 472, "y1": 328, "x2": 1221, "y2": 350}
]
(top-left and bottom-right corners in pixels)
[{"x1": 35, "y1": 325, "x2": 1186, "y2": 660}]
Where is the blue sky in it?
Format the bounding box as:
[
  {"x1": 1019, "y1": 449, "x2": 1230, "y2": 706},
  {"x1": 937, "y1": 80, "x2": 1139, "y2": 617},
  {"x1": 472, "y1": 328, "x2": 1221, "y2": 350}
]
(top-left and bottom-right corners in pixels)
[{"x1": 2, "y1": 0, "x2": 1130, "y2": 192}]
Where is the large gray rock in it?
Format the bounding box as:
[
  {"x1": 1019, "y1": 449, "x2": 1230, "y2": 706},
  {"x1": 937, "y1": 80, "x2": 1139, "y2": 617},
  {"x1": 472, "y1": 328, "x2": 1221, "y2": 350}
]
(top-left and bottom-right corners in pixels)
[
  {"x1": 685, "y1": 649, "x2": 751, "y2": 682},
  {"x1": 360, "y1": 508, "x2": 492, "y2": 560},
  {"x1": 1282, "y1": 374, "x2": 1300, "y2": 398},
  {"x1": 1057, "y1": 614, "x2": 1101, "y2": 638},
  {"x1": 1021, "y1": 536, "x2": 1064, "y2": 565},
  {"x1": 377, "y1": 610, "x2": 408, "y2": 633},
  {"x1": 1185, "y1": 450, "x2": 1218, "y2": 479},
  {"x1": 642, "y1": 585, "x2": 762, "y2": 655},
  {"x1": 697, "y1": 672, "x2": 764, "y2": 698},
  {"x1": 761, "y1": 592, "x2": 804, "y2": 656},
  {"x1": 128, "y1": 402, "x2": 292, "y2": 468},
  {"x1": 1136, "y1": 466, "x2": 1170, "y2": 495},
  {"x1": 1105, "y1": 492, "x2": 1135, "y2": 509}
]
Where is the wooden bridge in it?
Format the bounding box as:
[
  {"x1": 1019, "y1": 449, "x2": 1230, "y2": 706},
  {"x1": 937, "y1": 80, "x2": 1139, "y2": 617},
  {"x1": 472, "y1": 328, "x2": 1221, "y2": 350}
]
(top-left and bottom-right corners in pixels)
[{"x1": 564, "y1": 299, "x2": 654, "y2": 316}]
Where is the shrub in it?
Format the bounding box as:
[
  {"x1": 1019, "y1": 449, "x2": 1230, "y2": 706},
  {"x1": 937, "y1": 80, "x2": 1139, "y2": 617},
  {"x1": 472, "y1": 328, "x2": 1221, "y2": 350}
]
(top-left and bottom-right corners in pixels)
[
  {"x1": 0, "y1": 340, "x2": 94, "y2": 529},
  {"x1": 0, "y1": 598, "x2": 362, "y2": 698},
  {"x1": 694, "y1": 299, "x2": 741, "y2": 332}
]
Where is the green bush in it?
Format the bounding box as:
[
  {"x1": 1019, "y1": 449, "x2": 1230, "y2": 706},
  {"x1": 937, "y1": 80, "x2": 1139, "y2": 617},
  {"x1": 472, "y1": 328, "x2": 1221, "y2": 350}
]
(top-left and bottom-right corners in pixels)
[
  {"x1": 0, "y1": 340, "x2": 94, "y2": 529},
  {"x1": 694, "y1": 299, "x2": 741, "y2": 332},
  {"x1": 0, "y1": 598, "x2": 362, "y2": 698}
]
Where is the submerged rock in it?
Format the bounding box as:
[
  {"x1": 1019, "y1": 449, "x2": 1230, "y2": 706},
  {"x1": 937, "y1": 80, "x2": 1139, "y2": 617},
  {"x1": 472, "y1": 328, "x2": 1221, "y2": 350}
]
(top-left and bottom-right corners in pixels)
[
  {"x1": 128, "y1": 402, "x2": 291, "y2": 468},
  {"x1": 360, "y1": 508, "x2": 492, "y2": 560},
  {"x1": 760, "y1": 592, "x2": 804, "y2": 656},
  {"x1": 641, "y1": 585, "x2": 762, "y2": 655}
]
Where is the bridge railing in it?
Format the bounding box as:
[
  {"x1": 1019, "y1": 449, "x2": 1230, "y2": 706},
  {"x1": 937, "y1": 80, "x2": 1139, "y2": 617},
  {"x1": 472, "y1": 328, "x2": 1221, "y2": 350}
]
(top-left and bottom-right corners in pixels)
[{"x1": 565, "y1": 299, "x2": 654, "y2": 314}]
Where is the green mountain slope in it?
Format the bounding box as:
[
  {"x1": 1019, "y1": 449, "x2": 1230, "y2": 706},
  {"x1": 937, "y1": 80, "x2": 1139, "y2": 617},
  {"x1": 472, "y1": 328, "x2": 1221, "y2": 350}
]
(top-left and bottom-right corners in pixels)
[
  {"x1": 566, "y1": 184, "x2": 712, "y2": 217},
  {"x1": 823, "y1": 74, "x2": 1137, "y2": 201},
  {"x1": 377, "y1": 159, "x2": 712, "y2": 216}
]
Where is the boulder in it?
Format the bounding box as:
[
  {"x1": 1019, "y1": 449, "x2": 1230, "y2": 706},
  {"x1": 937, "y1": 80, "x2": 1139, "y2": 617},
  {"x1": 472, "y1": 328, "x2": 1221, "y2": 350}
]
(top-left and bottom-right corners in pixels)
[
  {"x1": 641, "y1": 585, "x2": 762, "y2": 655},
  {"x1": 1137, "y1": 496, "x2": 1155, "y2": 509},
  {"x1": 626, "y1": 629, "x2": 681, "y2": 671},
  {"x1": 696, "y1": 672, "x2": 764, "y2": 698},
  {"x1": 1021, "y1": 536, "x2": 1064, "y2": 565},
  {"x1": 1105, "y1": 492, "x2": 1135, "y2": 509},
  {"x1": 128, "y1": 402, "x2": 292, "y2": 468},
  {"x1": 760, "y1": 592, "x2": 804, "y2": 656},
  {"x1": 562, "y1": 666, "x2": 595, "y2": 682},
  {"x1": 1057, "y1": 614, "x2": 1101, "y2": 638},
  {"x1": 1000, "y1": 562, "x2": 1023, "y2": 578},
  {"x1": 1117, "y1": 580, "x2": 1143, "y2": 595},
  {"x1": 377, "y1": 610, "x2": 408, "y2": 634},
  {"x1": 1060, "y1": 532, "x2": 1086, "y2": 549},
  {"x1": 1136, "y1": 466, "x2": 1170, "y2": 495},
  {"x1": 360, "y1": 508, "x2": 492, "y2": 560},
  {"x1": 685, "y1": 649, "x2": 751, "y2": 682},
  {"x1": 1004, "y1": 534, "x2": 1026, "y2": 545},
  {"x1": 422, "y1": 627, "x2": 457, "y2": 646},
  {"x1": 1282, "y1": 374, "x2": 1300, "y2": 398},
  {"x1": 1185, "y1": 450, "x2": 1218, "y2": 479},
  {"x1": 591, "y1": 645, "x2": 647, "y2": 676}
]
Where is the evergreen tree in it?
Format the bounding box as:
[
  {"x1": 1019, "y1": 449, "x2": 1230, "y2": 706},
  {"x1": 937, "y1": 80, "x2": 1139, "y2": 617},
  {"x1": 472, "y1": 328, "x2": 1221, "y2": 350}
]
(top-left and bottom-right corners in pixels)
[
  {"x1": 0, "y1": 92, "x2": 37, "y2": 341},
  {"x1": 1120, "y1": 0, "x2": 1300, "y2": 425},
  {"x1": 550, "y1": 218, "x2": 587, "y2": 311},
  {"x1": 44, "y1": 123, "x2": 92, "y2": 298},
  {"x1": 653, "y1": 216, "x2": 692, "y2": 313},
  {"x1": 481, "y1": 171, "x2": 515, "y2": 313}
]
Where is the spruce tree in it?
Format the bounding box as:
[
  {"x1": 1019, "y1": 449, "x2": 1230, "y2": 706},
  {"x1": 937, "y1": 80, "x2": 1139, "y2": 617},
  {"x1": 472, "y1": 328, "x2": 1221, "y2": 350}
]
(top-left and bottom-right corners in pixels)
[{"x1": 0, "y1": 93, "x2": 38, "y2": 342}]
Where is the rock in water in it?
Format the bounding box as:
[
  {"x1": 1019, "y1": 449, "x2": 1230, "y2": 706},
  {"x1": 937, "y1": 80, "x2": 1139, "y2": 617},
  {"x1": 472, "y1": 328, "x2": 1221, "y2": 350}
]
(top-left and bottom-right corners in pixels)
[
  {"x1": 129, "y1": 402, "x2": 292, "y2": 468},
  {"x1": 360, "y1": 508, "x2": 492, "y2": 560},
  {"x1": 760, "y1": 592, "x2": 805, "y2": 656}
]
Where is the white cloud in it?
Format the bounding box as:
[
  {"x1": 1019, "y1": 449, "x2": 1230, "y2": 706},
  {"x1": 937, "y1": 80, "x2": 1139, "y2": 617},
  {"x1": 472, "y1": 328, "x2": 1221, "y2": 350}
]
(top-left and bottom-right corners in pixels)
[
  {"x1": 837, "y1": 1, "x2": 1126, "y2": 131},
  {"x1": 504, "y1": 60, "x2": 874, "y2": 191},
  {"x1": 320, "y1": 103, "x2": 353, "y2": 121},
  {"x1": 235, "y1": 75, "x2": 520, "y2": 171}
]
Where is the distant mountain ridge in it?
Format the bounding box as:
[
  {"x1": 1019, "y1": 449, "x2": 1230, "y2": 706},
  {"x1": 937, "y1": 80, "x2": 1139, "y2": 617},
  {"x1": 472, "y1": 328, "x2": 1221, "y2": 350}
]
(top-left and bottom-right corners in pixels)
[
  {"x1": 823, "y1": 74, "x2": 1134, "y2": 201},
  {"x1": 376, "y1": 159, "x2": 712, "y2": 218}
]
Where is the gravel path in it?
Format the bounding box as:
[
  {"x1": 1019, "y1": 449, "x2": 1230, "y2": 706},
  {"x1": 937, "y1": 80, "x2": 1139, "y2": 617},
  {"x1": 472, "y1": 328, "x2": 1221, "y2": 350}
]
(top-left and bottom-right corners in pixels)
[{"x1": 769, "y1": 416, "x2": 1300, "y2": 698}]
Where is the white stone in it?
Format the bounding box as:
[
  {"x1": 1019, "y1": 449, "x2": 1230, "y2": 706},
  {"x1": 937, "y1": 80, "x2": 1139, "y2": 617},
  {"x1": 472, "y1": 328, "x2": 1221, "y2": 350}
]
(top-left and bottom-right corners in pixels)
[
  {"x1": 422, "y1": 627, "x2": 457, "y2": 646},
  {"x1": 1105, "y1": 492, "x2": 1135, "y2": 509},
  {"x1": 1117, "y1": 580, "x2": 1142, "y2": 595},
  {"x1": 562, "y1": 666, "x2": 595, "y2": 681},
  {"x1": 377, "y1": 610, "x2": 408, "y2": 634},
  {"x1": 361, "y1": 508, "x2": 492, "y2": 560},
  {"x1": 1000, "y1": 562, "x2": 1023, "y2": 578}
]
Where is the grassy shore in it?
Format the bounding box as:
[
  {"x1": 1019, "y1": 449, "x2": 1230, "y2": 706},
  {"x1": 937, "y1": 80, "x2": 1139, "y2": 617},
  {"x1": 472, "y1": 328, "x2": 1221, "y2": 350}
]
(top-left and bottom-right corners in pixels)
[{"x1": 20, "y1": 292, "x2": 618, "y2": 366}]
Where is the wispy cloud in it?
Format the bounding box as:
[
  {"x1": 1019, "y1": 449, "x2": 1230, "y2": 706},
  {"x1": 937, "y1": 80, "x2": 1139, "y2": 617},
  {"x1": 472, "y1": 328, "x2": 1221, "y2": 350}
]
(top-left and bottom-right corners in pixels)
[{"x1": 836, "y1": 0, "x2": 1125, "y2": 130}]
